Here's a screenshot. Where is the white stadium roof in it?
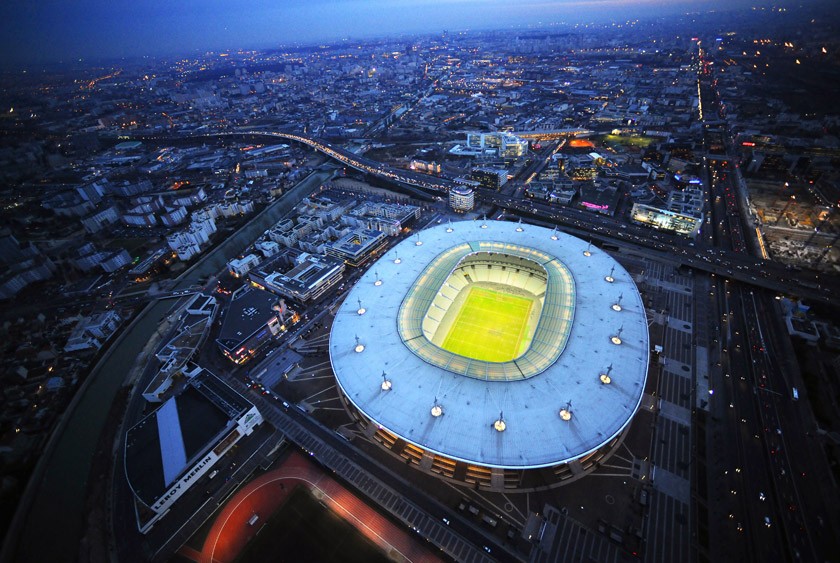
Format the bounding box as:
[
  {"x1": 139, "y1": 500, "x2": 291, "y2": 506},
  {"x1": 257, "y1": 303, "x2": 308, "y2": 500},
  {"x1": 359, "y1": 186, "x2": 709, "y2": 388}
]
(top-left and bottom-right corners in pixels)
[{"x1": 329, "y1": 220, "x2": 649, "y2": 469}]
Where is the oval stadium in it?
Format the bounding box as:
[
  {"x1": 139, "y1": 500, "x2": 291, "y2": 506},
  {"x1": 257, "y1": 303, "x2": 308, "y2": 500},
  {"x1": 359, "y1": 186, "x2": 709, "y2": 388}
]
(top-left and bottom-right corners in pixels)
[{"x1": 329, "y1": 220, "x2": 649, "y2": 489}]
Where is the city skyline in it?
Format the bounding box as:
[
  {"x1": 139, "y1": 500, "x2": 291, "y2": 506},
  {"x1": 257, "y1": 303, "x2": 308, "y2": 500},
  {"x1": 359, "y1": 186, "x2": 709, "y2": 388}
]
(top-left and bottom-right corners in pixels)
[{"x1": 2, "y1": 0, "x2": 782, "y2": 67}]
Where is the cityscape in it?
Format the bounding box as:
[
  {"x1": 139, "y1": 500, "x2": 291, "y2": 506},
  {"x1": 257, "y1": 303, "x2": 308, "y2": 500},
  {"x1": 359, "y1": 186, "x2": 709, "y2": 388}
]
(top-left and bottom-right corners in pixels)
[{"x1": 1, "y1": 1, "x2": 839, "y2": 562}]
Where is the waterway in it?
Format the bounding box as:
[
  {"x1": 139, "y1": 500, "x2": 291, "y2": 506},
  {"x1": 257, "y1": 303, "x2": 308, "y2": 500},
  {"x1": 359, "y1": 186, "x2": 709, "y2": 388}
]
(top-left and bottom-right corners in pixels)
[{"x1": 7, "y1": 169, "x2": 333, "y2": 563}]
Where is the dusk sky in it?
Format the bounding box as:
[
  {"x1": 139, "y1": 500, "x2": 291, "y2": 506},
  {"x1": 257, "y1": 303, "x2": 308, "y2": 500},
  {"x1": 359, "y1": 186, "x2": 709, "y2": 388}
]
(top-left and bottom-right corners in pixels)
[{"x1": 1, "y1": 0, "x2": 767, "y2": 66}]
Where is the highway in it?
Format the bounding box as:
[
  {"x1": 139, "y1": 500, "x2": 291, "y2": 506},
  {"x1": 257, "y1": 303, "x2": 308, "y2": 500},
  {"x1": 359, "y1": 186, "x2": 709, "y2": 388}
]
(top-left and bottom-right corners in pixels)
[
  {"x1": 114, "y1": 126, "x2": 840, "y2": 562},
  {"x1": 479, "y1": 191, "x2": 839, "y2": 306},
  {"x1": 697, "y1": 75, "x2": 838, "y2": 562},
  {"x1": 124, "y1": 128, "x2": 839, "y2": 305}
]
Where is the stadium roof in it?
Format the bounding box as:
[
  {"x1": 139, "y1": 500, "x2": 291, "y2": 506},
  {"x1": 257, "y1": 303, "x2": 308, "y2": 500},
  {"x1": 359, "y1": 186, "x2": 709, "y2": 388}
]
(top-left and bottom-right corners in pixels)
[{"x1": 330, "y1": 220, "x2": 649, "y2": 469}]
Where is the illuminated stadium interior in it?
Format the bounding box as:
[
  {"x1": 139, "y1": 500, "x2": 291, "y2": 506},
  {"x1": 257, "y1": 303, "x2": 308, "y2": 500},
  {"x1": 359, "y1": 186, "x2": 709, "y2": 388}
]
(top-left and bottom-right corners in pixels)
[
  {"x1": 399, "y1": 243, "x2": 575, "y2": 380},
  {"x1": 330, "y1": 220, "x2": 649, "y2": 490},
  {"x1": 423, "y1": 252, "x2": 546, "y2": 363}
]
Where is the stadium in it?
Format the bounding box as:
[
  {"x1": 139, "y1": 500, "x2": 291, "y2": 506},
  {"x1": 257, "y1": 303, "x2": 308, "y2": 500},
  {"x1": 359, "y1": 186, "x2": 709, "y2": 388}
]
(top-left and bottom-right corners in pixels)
[{"x1": 329, "y1": 220, "x2": 649, "y2": 490}]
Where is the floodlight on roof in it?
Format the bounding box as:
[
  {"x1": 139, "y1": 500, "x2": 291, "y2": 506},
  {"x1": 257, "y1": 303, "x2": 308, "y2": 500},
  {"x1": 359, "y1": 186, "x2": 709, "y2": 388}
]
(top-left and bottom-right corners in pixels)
[
  {"x1": 357, "y1": 298, "x2": 366, "y2": 316},
  {"x1": 559, "y1": 401, "x2": 573, "y2": 421},
  {"x1": 493, "y1": 411, "x2": 506, "y2": 432},
  {"x1": 431, "y1": 397, "x2": 443, "y2": 417},
  {"x1": 374, "y1": 270, "x2": 382, "y2": 286},
  {"x1": 583, "y1": 240, "x2": 592, "y2": 257},
  {"x1": 600, "y1": 364, "x2": 613, "y2": 384},
  {"x1": 415, "y1": 233, "x2": 423, "y2": 246},
  {"x1": 611, "y1": 325, "x2": 624, "y2": 345},
  {"x1": 394, "y1": 251, "x2": 401, "y2": 264},
  {"x1": 605, "y1": 265, "x2": 615, "y2": 283},
  {"x1": 612, "y1": 293, "x2": 623, "y2": 312},
  {"x1": 481, "y1": 214, "x2": 488, "y2": 229},
  {"x1": 515, "y1": 218, "x2": 524, "y2": 232},
  {"x1": 446, "y1": 219, "x2": 454, "y2": 233},
  {"x1": 354, "y1": 335, "x2": 365, "y2": 353},
  {"x1": 381, "y1": 371, "x2": 392, "y2": 391},
  {"x1": 550, "y1": 227, "x2": 559, "y2": 241}
]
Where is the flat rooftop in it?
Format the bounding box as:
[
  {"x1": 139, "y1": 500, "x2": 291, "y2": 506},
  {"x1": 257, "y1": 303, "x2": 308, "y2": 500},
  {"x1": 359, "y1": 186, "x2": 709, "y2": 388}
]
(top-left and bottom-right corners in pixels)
[
  {"x1": 125, "y1": 370, "x2": 252, "y2": 506},
  {"x1": 330, "y1": 220, "x2": 649, "y2": 469},
  {"x1": 217, "y1": 287, "x2": 281, "y2": 351}
]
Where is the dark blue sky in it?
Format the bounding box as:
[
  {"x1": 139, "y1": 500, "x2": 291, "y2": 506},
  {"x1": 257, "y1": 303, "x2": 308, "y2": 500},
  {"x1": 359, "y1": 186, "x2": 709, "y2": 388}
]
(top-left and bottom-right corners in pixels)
[{"x1": 1, "y1": 0, "x2": 760, "y2": 66}]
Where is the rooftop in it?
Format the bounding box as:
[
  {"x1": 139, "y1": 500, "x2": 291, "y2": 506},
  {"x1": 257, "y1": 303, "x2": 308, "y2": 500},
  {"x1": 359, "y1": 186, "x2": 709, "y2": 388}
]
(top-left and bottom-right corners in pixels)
[
  {"x1": 216, "y1": 287, "x2": 282, "y2": 351},
  {"x1": 330, "y1": 220, "x2": 649, "y2": 469},
  {"x1": 125, "y1": 369, "x2": 252, "y2": 506}
]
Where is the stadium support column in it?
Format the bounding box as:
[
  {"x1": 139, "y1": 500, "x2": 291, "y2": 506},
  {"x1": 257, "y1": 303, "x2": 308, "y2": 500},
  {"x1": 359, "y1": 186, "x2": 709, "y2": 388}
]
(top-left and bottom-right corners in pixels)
[
  {"x1": 420, "y1": 450, "x2": 434, "y2": 472},
  {"x1": 491, "y1": 468, "x2": 505, "y2": 491}
]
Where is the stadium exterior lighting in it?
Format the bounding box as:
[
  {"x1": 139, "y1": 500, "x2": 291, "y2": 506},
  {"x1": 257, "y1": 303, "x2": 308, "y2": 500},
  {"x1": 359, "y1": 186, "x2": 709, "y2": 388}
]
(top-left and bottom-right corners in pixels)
[
  {"x1": 611, "y1": 326, "x2": 624, "y2": 345},
  {"x1": 354, "y1": 335, "x2": 365, "y2": 353},
  {"x1": 330, "y1": 220, "x2": 649, "y2": 481},
  {"x1": 605, "y1": 265, "x2": 615, "y2": 283},
  {"x1": 374, "y1": 270, "x2": 382, "y2": 286},
  {"x1": 559, "y1": 401, "x2": 573, "y2": 421},
  {"x1": 583, "y1": 241, "x2": 592, "y2": 257},
  {"x1": 381, "y1": 371, "x2": 392, "y2": 391},
  {"x1": 493, "y1": 411, "x2": 506, "y2": 432},
  {"x1": 612, "y1": 294, "x2": 624, "y2": 312},
  {"x1": 600, "y1": 364, "x2": 614, "y2": 384},
  {"x1": 357, "y1": 298, "x2": 366, "y2": 315}
]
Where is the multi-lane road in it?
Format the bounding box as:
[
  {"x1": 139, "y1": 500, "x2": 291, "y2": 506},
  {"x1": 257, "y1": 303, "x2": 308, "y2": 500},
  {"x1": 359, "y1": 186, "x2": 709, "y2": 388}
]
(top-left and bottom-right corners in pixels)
[
  {"x1": 115, "y1": 126, "x2": 840, "y2": 562},
  {"x1": 126, "y1": 128, "x2": 838, "y2": 305}
]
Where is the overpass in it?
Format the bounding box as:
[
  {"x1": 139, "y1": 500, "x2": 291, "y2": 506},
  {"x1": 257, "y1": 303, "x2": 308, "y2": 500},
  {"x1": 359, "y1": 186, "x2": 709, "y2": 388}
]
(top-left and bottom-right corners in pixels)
[
  {"x1": 198, "y1": 130, "x2": 461, "y2": 193},
  {"x1": 126, "y1": 129, "x2": 840, "y2": 304}
]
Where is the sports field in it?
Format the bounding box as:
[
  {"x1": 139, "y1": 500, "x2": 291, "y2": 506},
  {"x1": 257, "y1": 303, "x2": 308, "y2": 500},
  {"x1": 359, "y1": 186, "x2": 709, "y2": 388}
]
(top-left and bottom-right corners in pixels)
[{"x1": 441, "y1": 286, "x2": 534, "y2": 362}]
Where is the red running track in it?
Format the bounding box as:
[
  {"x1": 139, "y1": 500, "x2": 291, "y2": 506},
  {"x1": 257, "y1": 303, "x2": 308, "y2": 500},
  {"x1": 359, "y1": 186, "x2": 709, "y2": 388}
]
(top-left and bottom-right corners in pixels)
[{"x1": 179, "y1": 450, "x2": 442, "y2": 563}]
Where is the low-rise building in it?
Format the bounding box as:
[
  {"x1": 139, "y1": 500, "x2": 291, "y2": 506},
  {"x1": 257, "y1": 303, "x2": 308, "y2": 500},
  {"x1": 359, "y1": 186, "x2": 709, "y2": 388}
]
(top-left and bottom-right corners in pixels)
[
  {"x1": 64, "y1": 310, "x2": 123, "y2": 353},
  {"x1": 216, "y1": 286, "x2": 296, "y2": 364},
  {"x1": 449, "y1": 186, "x2": 475, "y2": 212},
  {"x1": 228, "y1": 254, "x2": 261, "y2": 278},
  {"x1": 326, "y1": 228, "x2": 387, "y2": 267},
  {"x1": 251, "y1": 253, "x2": 345, "y2": 303},
  {"x1": 125, "y1": 367, "x2": 263, "y2": 532}
]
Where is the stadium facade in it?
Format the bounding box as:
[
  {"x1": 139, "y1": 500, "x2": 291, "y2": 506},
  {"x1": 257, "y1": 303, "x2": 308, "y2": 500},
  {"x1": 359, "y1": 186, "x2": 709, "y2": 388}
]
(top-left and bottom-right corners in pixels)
[{"x1": 329, "y1": 220, "x2": 650, "y2": 490}]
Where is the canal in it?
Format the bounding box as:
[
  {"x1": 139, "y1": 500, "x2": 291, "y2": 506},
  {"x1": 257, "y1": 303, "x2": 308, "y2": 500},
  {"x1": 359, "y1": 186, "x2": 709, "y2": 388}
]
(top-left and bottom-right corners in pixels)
[{"x1": 6, "y1": 169, "x2": 333, "y2": 563}]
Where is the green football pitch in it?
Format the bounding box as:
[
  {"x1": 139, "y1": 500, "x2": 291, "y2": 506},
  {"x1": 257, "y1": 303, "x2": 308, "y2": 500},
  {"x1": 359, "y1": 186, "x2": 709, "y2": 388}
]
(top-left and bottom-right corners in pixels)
[{"x1": 441, "y1": 286, "x2": 534, "y2": 362}]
